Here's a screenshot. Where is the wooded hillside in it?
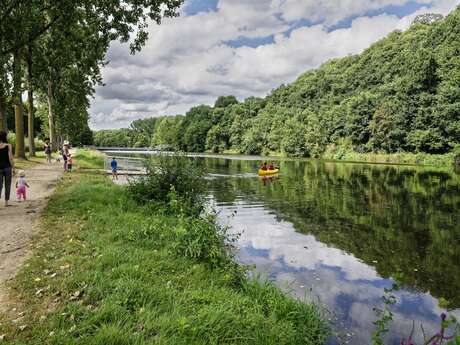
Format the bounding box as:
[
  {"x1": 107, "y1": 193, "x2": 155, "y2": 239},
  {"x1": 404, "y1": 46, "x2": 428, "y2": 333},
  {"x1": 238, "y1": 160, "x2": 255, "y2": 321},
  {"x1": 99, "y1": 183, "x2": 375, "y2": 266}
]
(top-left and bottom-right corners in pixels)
[{"x1": 95, "y1": 7, "x2": 460, "y2": 158}]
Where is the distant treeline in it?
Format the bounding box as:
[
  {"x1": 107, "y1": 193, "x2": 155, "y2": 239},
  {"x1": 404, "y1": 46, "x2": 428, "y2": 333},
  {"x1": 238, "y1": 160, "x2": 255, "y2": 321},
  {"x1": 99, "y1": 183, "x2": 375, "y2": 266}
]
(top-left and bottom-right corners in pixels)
[{"x1": 94, "y1": 8, "x2": 460, "y2": 158}]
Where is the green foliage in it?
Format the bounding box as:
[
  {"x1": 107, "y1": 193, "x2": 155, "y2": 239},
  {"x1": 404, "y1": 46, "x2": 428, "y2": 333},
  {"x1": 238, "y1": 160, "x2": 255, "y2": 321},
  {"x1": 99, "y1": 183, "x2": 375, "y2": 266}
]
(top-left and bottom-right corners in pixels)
[
  {"x1": 150, "y1": 115, "x2": 183, "y2": 150},
  {"x1": 93, "y1": 128, "x2": 135, "y2": 147},
  {"x1": 1, "y1": 0, "x2": 184, "y2": 152},
  {"x1": 214, "y1": 95, "x2": 239, "y2": 108},
  {"x1": 73, "y1": 148, "x2": 105, "y2": 169},
  {"x1": 179, "y1": 105, "x2": 213, "y2": 152},
  {"x1": 372, "y1": 284, "x2": 399, "y2": 345},
  {"x1": 128, "y1": 153, "x2": 206, "y2": 215},
  {"x1": 6, "y1": 131, "x2": 45, "y2": 153},
  {"x1": 172, "y1": 213, "x2": 235, "y2": 268}
]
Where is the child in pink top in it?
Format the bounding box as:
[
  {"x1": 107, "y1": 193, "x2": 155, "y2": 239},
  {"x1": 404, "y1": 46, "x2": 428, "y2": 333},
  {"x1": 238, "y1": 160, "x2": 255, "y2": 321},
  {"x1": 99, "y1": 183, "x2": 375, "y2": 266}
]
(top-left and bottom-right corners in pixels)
[{"x1": 16, "y1": 171, "x2": 30, "y2": 201}]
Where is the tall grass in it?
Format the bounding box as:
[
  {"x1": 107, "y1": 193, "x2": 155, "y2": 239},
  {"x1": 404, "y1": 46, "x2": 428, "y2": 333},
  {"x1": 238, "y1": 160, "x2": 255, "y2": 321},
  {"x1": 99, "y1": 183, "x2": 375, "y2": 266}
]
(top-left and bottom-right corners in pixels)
[
  {"x1": 73, "y1": 148, "x2": 105, "y2": 169},
  {"x1": 322, "y1": 143, "x2": 460, "y2": 167}
]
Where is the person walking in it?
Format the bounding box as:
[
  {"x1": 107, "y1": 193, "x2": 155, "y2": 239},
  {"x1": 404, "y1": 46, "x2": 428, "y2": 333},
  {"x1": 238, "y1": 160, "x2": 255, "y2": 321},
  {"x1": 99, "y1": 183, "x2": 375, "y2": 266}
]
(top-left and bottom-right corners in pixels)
[
  {"x1": 44, "y1": 139, "x2": 52, "y2": 163},
  {"x1": 62, "y1": 140, "x2": 70, "y2": 172},
  {"x1": 0, "y1": 131, "x2": 14, "y2": 207}
]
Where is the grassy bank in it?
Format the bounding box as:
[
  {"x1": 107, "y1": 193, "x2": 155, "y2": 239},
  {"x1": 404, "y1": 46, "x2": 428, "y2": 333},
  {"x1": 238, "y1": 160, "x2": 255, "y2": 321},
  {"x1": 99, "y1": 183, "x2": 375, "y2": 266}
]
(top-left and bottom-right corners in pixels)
[
  {"x1": 0, "y1": 170, "x2": 328, "y2": 344},
  {"x1": 73, "y1": 148, "x2": 105, "y2": 170},
  {"x1": 322, "y1": 148, "x2": 459, "y2": 167}
]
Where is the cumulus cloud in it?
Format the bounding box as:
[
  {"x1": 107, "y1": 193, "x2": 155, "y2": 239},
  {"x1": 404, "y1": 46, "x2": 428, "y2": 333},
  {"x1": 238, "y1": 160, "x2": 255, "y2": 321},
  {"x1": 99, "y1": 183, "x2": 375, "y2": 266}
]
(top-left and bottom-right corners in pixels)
[{"x1": 89, "y1": 0, "x2": 460, "y2": 128}]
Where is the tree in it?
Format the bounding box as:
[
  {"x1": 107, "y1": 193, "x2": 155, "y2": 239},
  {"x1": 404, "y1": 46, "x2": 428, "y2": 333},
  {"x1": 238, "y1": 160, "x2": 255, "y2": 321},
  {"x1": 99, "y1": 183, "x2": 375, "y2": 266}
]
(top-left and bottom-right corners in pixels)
[
  {"x1": 0, "y1": 0, "x2": 185, "y2": 154},
  {"x1": 12, "y1": 50, "x2": 25, "y2": 158},
  {"x1": 368, "y1": 102, "x2": 406, "y2": 152},
  {"x1": 26, "y1": 44, "x2": 36, "y2": 155},
  {"x1": 214, "y1": 95, "x2": 238, "y2": 108}
]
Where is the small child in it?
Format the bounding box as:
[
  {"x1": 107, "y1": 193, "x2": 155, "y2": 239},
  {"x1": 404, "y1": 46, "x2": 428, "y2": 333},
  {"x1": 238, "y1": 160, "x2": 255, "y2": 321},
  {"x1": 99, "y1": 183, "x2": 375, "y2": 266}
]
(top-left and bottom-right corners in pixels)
[
  {"x1": 16, "y1": 171, "x2": 30, "y2": 202},
  {"x1": 110, "y1": 157, "x2": 118, "y2": 180},
  {"x1": 67, "y1": 154, "x2": 73, "y2": 172}
]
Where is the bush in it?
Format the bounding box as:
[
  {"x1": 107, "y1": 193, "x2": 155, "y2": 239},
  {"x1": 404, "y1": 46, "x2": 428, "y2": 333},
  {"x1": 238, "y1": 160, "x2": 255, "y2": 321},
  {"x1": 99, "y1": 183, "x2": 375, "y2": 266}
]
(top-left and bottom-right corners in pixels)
[
  {"x1": 128, "y1": 153, "x2": 206, "y2": 215},
  {"x1": 172, "y1": 212, "x2": 238, "y2": 268},
  {"x1": 7, "y1": 132, "x2": 44, "y2": 153}
]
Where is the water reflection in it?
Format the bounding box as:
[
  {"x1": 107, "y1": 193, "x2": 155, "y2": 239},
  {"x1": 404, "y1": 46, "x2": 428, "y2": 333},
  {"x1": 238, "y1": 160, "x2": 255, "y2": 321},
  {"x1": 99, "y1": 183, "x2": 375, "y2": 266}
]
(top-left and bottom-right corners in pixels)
[{"x1": 202, "y1": 158, "x2": 460, "y2": 345}]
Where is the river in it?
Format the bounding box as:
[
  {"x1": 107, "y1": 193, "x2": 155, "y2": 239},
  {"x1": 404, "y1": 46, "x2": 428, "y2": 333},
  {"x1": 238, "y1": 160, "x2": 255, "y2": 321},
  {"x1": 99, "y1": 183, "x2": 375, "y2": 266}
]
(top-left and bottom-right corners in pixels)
[{"x1": 107, "y1": 151, "x2": 460, "y2": 345}]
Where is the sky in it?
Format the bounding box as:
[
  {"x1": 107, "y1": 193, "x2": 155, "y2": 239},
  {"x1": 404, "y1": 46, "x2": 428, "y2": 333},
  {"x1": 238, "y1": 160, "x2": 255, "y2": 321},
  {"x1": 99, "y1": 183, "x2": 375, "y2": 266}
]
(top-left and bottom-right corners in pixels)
[{"x1": 89, "y1": 0, "x2": 460, "y2": 129}]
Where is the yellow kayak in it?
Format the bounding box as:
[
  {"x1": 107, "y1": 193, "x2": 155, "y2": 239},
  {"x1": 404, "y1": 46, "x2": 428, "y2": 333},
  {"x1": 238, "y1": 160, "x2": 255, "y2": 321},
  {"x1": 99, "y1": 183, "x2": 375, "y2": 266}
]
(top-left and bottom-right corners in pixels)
[{"x1": 258, "y1": 169, "x2": 279, "y2": 176}]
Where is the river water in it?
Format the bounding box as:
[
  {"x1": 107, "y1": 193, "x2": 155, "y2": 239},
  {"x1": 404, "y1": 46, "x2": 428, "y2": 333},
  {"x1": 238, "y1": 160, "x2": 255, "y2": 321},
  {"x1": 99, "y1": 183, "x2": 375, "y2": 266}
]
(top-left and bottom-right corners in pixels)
[{"x1": 109, "y1": 151, "x2": 460, "y2": 345}]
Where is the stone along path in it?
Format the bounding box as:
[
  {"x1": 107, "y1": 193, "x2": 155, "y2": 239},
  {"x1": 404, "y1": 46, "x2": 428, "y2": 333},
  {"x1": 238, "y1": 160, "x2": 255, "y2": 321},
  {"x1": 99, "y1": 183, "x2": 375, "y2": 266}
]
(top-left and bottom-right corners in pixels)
[{"x1": 0, "y1": 162, "x2": 63, "y2": 312}]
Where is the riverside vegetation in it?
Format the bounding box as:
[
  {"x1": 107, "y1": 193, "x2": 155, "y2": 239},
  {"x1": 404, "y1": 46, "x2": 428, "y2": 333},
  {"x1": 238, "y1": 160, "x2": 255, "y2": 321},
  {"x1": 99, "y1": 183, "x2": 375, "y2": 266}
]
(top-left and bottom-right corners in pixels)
[
  {"x1": 0, "y1": 151, "x2": 329, "y2": 344},
  {"x1": 95, "y1": 8, "x2": 460, "y2": 166}
]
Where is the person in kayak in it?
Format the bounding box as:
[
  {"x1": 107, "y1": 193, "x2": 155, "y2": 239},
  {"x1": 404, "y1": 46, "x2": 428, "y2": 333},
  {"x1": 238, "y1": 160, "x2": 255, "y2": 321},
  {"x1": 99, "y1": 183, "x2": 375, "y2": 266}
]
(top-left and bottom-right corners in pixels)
[
  {"x1": 260, "y1": 162, "x2": 268, "y2": 171},
  {"x1": 268, "y1": 162, "x2": 274, "y2": 170}
]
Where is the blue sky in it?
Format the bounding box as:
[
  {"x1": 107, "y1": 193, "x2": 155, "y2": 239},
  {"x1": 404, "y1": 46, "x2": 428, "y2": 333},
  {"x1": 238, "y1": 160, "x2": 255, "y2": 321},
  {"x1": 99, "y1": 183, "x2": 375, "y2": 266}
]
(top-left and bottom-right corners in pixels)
[
  {"x1": 90, "y1": 0, "x2": 460, "y2": 128},
  {"x1": 183, "y1": 0, "x2": 218, "y2": 15}
]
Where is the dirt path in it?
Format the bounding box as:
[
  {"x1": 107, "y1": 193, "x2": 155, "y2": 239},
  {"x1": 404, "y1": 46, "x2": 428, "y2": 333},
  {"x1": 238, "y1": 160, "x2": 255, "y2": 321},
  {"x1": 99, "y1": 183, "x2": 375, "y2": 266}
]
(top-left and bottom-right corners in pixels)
[{"x1": 0, "y1": 162, "x2": 63, "y2": 312}]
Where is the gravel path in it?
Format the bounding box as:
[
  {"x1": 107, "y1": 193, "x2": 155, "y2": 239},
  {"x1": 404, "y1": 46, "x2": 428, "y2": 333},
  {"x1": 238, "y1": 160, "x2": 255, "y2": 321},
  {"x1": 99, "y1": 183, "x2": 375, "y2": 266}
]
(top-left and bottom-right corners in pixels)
[{"x1": 0, "y1": 162, "x2": 63, "y2": 312}]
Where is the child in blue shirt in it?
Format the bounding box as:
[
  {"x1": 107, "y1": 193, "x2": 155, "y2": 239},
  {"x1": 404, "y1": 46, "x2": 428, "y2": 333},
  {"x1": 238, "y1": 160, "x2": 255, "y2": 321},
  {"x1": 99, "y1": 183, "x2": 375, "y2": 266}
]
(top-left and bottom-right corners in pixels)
[{"x1": 110, "y1": 158, "x2": 118, "y2": 180}]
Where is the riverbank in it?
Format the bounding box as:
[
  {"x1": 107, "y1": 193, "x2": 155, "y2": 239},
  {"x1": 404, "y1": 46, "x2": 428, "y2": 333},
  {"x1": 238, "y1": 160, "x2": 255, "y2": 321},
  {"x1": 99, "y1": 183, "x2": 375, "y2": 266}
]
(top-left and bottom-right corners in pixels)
[
  {"x1": 259, "y1": 149, "x2": 459, "y2": 167},
  {"x1": 321, "y1": 148, "x2": 459, "y2": 167},
  {"x1": 0, "y1": 156, "x2": 329, "y2": 344}
]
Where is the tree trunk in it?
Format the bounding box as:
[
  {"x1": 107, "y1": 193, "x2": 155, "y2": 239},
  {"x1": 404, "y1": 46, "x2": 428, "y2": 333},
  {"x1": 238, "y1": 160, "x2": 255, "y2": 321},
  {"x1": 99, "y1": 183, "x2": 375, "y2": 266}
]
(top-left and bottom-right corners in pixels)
[
  {"x1": 27, "y1": 88, "x2": 35, "y2": 156},
  {"x1": 13, "y1": 50, "x2": 25, "y2": 159},
  {"x1": 26, "y1": 46, "x2": 35, "y2": 156},
  {"x1": 14, "y1": 95, "x2": 25, "y2": 159},
  {"x1": 0, "y1": 91, "x2": 6, "y2": 133},
  {"x1": 0, "y1": 65, "x2": 7, "y2": 133},
  {"x1": 47, "y1": 79, "x2": 57, "y2": 151}
]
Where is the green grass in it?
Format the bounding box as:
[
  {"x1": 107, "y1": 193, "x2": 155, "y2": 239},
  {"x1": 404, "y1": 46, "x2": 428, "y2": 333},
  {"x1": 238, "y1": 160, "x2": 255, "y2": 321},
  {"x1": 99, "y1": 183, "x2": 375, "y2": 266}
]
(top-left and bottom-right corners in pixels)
[
  {"x1": 0, "y1": 173, "x2": 329, "y2": 345},
  {"x1": 74, "y1": 149, "x2": 105, "y2": 170},
  {"x1": 14, "y1": 152, "x2": 46, "y2": 170},
  {"x1": 322, "y1": 149, "x2": 457, "y2": 167}
]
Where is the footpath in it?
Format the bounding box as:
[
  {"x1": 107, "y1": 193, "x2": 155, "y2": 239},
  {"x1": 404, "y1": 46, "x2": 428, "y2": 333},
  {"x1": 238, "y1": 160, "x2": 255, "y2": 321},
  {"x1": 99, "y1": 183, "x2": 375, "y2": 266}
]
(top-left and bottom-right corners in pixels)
[{"x1": 0, "y1": 162, "x2": 63, "y2": 312}]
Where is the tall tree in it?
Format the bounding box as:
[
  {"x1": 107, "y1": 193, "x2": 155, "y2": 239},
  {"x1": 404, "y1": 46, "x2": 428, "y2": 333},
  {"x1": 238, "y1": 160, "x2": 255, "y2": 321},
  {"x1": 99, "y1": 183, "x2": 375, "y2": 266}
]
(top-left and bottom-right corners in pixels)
[
  {"x1": 26, "y1": 44, "x2": 36, "y2": 155},
  {"x1": 12, "y1": 50, "x2": 25, "y2": 158},
  {"x1": 0, "y1": 80, "x2": 7, "y2": 133}
]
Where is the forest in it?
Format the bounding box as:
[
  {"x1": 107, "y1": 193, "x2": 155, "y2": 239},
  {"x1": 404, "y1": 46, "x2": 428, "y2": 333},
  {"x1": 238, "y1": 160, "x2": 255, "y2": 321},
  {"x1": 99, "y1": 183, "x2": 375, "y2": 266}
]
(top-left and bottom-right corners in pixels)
[
  {"x1": 94, "y1": 8, "x2": 460, "y2": 160},
  {"x1": 0, "y1": 0, "x2": 183, "y2": 156}
]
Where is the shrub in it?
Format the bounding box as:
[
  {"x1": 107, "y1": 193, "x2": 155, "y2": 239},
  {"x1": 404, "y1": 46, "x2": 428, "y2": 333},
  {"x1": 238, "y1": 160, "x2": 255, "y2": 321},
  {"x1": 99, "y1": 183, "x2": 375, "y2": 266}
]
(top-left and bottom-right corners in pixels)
[
  {"x1": 172, "y1": 212, "x2": 238, "y2": 268},
  {"x1": 128, "y1": 153, "x2": 206, "y2": 215},
  {"x1": 452, "y1": 145, "x2": 460, "y2": 166},
  {"x1": 7, "y1": 132, "x2": 45, "y2": 153}
]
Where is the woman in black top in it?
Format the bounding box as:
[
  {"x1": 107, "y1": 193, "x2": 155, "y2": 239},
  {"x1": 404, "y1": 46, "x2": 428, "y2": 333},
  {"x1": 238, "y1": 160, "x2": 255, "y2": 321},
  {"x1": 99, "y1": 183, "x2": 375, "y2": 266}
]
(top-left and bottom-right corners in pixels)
[{"x1": 0, "y1": 131, "x2": 14, "y2": 207}]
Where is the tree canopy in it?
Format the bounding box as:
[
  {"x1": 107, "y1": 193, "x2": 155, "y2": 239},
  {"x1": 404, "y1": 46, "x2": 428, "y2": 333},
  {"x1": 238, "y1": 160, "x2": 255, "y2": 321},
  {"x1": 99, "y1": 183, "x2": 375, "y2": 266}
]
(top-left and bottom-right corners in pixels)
[{"x1": 0, "y1": 0, "x2": 184, "y2": 155}]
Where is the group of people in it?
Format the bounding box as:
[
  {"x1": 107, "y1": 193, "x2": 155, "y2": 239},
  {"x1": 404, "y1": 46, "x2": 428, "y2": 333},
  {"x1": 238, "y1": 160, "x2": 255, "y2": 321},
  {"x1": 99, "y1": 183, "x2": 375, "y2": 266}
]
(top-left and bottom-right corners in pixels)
[
  {"x1": 260, "y1": 161, "x2": 278, "y2": 171},
  {"x1": 0, "y1": 131, "x2": 30, "y2": 206},
  {"x1": 0, "y1": 131, "x2": 75, "y2": 207},
  {"x1": 44, "y1": 139, "x2": 73, "y2": 172}
]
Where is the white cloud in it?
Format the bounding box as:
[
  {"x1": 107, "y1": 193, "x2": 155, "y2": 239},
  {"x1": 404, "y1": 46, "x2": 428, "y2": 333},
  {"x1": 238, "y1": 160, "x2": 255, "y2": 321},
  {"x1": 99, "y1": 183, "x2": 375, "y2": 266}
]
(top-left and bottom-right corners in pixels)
[
  {"x1": 275, "y1": 0, "x2": 432, "y2": 24},
  {"x1": 90, "y1": 0, "x2": 460, "y2": 129}
]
